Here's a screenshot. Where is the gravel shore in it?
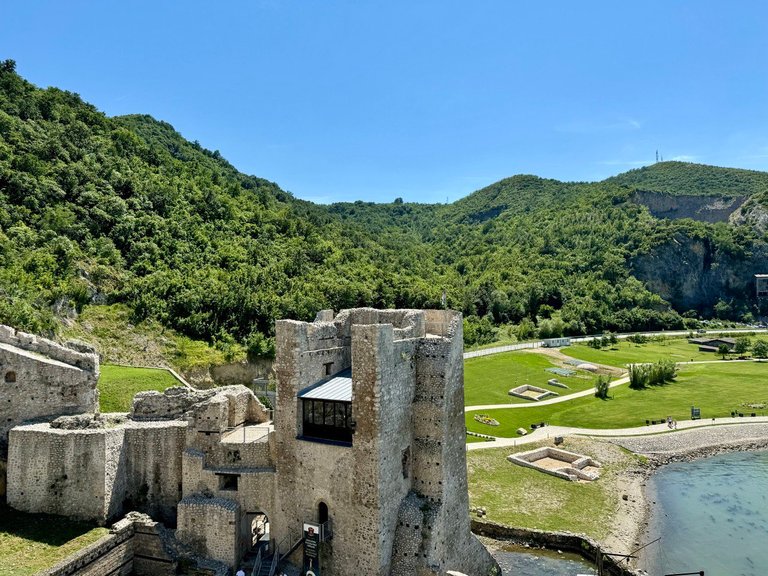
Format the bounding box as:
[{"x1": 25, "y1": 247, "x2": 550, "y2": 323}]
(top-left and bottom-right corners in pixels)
[{"x1": 596, "y1": 423, "x2": 768, "y2": 567}]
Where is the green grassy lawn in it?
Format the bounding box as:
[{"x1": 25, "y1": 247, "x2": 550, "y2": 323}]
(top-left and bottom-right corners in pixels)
[
  {"x1": 467, "y1": 439, "x2": 641, "y2": 540},
  {"x1": 466, "y1": 361, "x2": 768, "y2": 436},
  {"x1": 564, "y1": 338, "x2": 717, "y2": 367},
  {"x1": 99, "y1": 364, "x2": 180, "y2": 412},
  {"x1": 464, "y1": 351, "x2": 597, "y2": 407},
  {"x1": 0, "y1": 503, "x2": 108, "y2": 576}
]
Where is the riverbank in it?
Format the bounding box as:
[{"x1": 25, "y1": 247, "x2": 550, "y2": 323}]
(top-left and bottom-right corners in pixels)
[{"x1": 600, "y1": 423, "x2": 768, "y2": 568}]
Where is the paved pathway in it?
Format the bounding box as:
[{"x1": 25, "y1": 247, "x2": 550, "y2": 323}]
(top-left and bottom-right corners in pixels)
[{"x1": 467, "y1": 416, "x2": 768, "y2": 451}]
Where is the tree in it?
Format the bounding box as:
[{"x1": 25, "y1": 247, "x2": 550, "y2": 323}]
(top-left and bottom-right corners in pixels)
[
  {"x1": 516, "y1": 318, "x2": 536, "y2": 341},
  {"x1": 734, "y1": 336, "x2": 751, "y2": 355},
  {"x1": 717, "y1": 343, "x2": 730, "y2": 360},
  {"x1": 752, "y1": 340, "x2": 768, "y2": 359},
  {"x1": 713, "y1": 299, "x2": 733, "y2": 320}
]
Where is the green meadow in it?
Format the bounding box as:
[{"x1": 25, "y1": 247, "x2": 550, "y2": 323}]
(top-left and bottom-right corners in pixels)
[
  {"x1": 0, "y1": 503, "x2": 108, "y2": 576},
  {"x1": 464, "y1": 350, "x2": 598, "y2": 407},
  {"x1": 466, "y1": 439, "x2": 641, "y2": 540},
  {"x1": 565, "y1": 338, "x2": 725, "y2": 367},
  {"x1": 466, "y1": 361, "x2": 768, "y2": 436}
]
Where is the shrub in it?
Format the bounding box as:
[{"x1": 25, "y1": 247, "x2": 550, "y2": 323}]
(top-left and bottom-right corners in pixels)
[
  {"x1": 629, "y1": 359, "x2": 676, "y2": 389},
  {"x1": 594, "y1": 375, "x2": 611, "y2": 399},
  {"x1": 627, "y1": 333, "x2": 648, "y2": 344}
]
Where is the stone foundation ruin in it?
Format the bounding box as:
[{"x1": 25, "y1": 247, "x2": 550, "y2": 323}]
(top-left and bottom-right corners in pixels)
[
  {"x1": 508, "y1": 384, "x2": 558, "y2": 401},
  {"x1": 507, "y1": 447, "x2": 602, "y2": 482}
]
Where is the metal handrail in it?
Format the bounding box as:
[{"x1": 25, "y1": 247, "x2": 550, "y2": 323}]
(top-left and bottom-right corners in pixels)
[
  {"x1": 250, "y1": 547, "x2": 263, "y2": 576},
  {"x1": 320, "y1": 518, "x2": 333, "y2": 541},
  {"x1": 276, "y1": 527, "x2": 301, "y2": 558},
  {"x1": 267, "y1": 545, "x2": 279, "y2": 576}
]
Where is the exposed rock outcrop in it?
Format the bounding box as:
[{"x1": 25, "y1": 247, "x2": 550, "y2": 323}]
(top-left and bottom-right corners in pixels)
[
  {"x1": 631, "y1": 190, "x2": 747, "y2": 223},
  {"x1": 630, "y1": 232, "x2": 768, "y2": 311}
]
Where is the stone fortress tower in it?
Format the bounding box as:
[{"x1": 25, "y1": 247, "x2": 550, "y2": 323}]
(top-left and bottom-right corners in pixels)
[
  {"x1": 3, "y1": 309, "x2": 497, "y2": 576},
  {"x1": 272, "y1": 308, "x2": 496, "y2": 576}
]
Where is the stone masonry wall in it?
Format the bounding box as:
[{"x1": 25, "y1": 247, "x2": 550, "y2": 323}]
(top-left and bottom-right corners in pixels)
[
  {"x1": 41, "y1": 518, "x2": 135, "y2": 576},
  {"x1": 432, "y1": 312, "x2": 497, "y2": 576},
  {"x1": 177, "y1": 495, "x2": 241, "y2": 569},
  {"x1": 273, "y1": 316, "x2": 362, "y2": 576},
  {"x1": 0, "y1": 324, "x2": 98, "y2": 498},
  {"x1": 365, "y1": 328, "x2": 418, "y2": 576},
  {"x1": 122, "y1": 421, "x2": 187, "y2": 525},
  {"x1": 38, "y1": 514, "x2": 177, "y2": 576},
  {"x1": 8, "y1": 420, "x2": 187, "y2": 525},
  {"x1": 8, "y1": 424, "x2": 116, "y2": 522}
]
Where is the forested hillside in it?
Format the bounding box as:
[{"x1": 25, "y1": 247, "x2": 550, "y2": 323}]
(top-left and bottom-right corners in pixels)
[
  {"x1": 0, "y1": 61, "x2": 447, "y2": 356},
  {"x1": 2, "y1": 60, "x2": 768, "y2": 356}
]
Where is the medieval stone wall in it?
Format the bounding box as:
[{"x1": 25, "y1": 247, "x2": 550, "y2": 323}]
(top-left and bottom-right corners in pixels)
[
  {"x1": 273, "y1": 316, "x2": 360, "y2": 576},
  {"x1": 7, "y1": 420, "x2": 186, "y2": 525},
  {"x1": 38, "y1": 514, "x2": 177, "y2": 576},
  {"x1": 0, "y1": 324, "x2": 98, "y2": 497},
  {"x1": 357, "y1": 325, "x2": 419, "y2": 576},
  {"x1": 176, "y1": 495, "x2": 241, "y2": 568},
  {"x1": 7, "y1": 424, "x2": 118, "y2": 521},
  {"x1": 122, "y1": 422, "x2": 187, "y2": 524}
]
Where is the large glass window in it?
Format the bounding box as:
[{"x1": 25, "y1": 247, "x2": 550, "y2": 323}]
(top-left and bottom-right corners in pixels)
[{"x1": 301, "y1": 399, "x2": 352, "y2": 444}]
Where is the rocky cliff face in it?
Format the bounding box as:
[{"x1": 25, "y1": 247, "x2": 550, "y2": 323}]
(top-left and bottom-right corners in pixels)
[
  {"x1": 630, "y1": 232, "x2": 768, "y2": 312},
  {"x1": 631, "y1": 191, "x2": 747, "y2": 223},
  {"x1": 730, "y1": 200, "x2": 768, "y2": 236}
]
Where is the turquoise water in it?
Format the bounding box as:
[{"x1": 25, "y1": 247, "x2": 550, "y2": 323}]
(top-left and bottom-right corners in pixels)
[
  {"x1": 493, "y1": 545, "x2": 595, "y2": 575},
  {"x1": 640, "y1": 450, "x2": 768, "y2": 576}
]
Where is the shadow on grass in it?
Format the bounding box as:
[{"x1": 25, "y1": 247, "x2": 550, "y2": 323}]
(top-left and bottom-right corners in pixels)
[{"x1": 0, "y1": 503, "x2": 99, "y2": 546}]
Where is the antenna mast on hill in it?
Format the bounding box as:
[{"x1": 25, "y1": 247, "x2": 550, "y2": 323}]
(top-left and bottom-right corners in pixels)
[{"x1": 656, "y1": 150, "x2": 659, "y2": 163}]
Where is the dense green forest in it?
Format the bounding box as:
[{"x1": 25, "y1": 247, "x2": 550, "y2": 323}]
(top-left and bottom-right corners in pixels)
[{"x1": 2, "y1": 60, "x2": 768, "y2": 355}]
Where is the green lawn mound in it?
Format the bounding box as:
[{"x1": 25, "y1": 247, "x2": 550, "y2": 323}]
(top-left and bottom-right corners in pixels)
[
  {"x1": 464, "y1": 350, "x2": 599, "y2": 407},
  {"x1": 98, "y1": 364, "x2": 181, "y2": 412}
]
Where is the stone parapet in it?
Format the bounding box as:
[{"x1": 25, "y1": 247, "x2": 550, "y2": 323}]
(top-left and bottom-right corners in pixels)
[{"x1": 0, "y1": 324, "x2": 98, "y2": 374}]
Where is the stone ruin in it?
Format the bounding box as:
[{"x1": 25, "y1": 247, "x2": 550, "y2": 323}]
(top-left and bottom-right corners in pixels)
[
  {"x1": 508, "y1": 446, "x2": 602, "y2": 482},
  {"x1": 2, "y1": 309, "x2": 498, "y2": 576},
  {"x1": 0, "y1": 325, "x2": 99, "y2": 497}
]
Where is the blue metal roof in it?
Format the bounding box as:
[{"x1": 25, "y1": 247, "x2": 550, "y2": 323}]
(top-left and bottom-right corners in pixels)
[{"x1": 298, "y1": 368, "x2": 352, "y2": 402}]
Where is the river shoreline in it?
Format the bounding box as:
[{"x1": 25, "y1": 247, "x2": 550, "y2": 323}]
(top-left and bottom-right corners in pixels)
[
  {"x1": 603, "y1": 423, "x2": 768, "y2": 570},
  {"x1": 474, "y1": 424, "x2": 768, "y2": 575}
]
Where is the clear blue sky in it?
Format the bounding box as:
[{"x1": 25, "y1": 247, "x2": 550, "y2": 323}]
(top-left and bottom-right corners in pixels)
[{"x1": 2, "y1": 1, "x2": 767, "y2": 204}]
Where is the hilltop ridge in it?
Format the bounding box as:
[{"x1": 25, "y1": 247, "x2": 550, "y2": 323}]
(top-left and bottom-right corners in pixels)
[{"x1": 2, "y1": 60, "x2": 768, "y2": 359}]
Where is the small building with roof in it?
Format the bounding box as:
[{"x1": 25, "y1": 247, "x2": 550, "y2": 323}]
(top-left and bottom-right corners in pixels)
[{"x1": 688, "y1": 336, "x2": 736, "y2": 352}]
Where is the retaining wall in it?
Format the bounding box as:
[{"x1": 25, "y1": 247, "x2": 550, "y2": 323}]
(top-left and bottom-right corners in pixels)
[
  {"x1": 471, "y1": 519, "x2": 643, "y2": 576},
  {"x1": 36, "y1": 515, "x2": 175, "y2": 576}
]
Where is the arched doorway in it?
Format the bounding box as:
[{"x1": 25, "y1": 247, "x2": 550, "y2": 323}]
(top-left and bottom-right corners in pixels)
[
  {"x1": 247, "y1": 512, "x2": 270, "y2": 551},
  {"x1": 318, "y1": 501, "x2": 328, "y2": 524}
]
